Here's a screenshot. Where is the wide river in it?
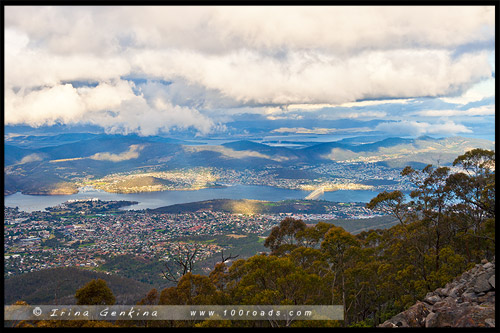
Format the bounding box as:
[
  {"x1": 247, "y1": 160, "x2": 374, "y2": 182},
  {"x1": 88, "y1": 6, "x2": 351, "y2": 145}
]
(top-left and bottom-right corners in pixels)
[{"x1": 4, "y1": 185, "x2": 381, "y2": 213}]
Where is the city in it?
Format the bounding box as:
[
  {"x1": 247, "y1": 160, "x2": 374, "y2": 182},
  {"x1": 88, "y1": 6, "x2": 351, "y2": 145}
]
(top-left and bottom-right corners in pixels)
[
  {"x1": 78, "y1": 162, "x2": 415, "y2": 195},
  {"x1": 4, "y1": 199, "x2": 387, "y2": 278}
]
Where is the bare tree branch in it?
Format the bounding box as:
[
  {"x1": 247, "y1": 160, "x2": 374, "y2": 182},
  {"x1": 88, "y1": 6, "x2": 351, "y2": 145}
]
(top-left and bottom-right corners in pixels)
[
  {"x1": 162, "y1": 243, "x2": 201, "y2": 283},
  {"x1": 220, "y1": 250, "x2": 239, "y2": 264}
]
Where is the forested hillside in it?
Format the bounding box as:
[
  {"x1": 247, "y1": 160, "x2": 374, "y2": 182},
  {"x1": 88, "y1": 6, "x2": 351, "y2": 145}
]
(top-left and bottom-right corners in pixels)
[{"x1": 4, "y1": 267, "x2": 151, "y2": 305}]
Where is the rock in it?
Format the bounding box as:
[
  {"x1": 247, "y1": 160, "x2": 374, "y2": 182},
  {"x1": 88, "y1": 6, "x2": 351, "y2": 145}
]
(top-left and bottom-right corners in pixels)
[
  {"x1": 424, "y1": 294, "x2": 441, "y2": 305},
  {"x1": 403, "y1": 302, "x2": 430, "y2": 327},
  {"x1": 477, "y1": 291, "x2": 495, "y2": 304},
  {"x1": 424, "y1": 311, "x2": 455, "y2": 327},
  {"x1": 432, "y1": 297, "x2": 456, "y2": 313},
  {"x1": 448, "y1": 284, "x2": 466, "y2": 298},
  {"x1": 488, "y1": 275, "x2": 495, "y2": 289},
  {"x1": 425, "y1": 312, "x2": 439, "y2": 327},
  {"x1": 379, "y1": 260, "x2": 495, "y2": 328},
  {"x1": 379, "y1": 301, "x2": 430, "y2": 327},
  {"x1": 435, "y1": 287, "x2": 448, "y2": 297},
  {"x1": 454, "y1": 306, "x2": 495, "y2": 327},
  {"x1": 379, "y1": 321, "x2": 397, "y2": 328},
  {"x1": 382, "y1": 313, "x2": 408, "y2": 327},
  {"x1": 473, "y1": 272, "x2": 493, "y2": 293},
  {"x1": 485, "y1": 319, "x2": 495, "y2": 327},
  {"x1": 462, "y1": 291, "x2": 478, "y2": 303}
]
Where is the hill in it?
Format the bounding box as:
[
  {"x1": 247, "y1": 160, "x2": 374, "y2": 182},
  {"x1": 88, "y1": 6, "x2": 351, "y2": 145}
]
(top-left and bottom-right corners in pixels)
[
  {"x1": 108, "y1": 175, "x2": 177, "y2": 193},
  {"x1": 149, "y1": 198, "x2": 359, "y2": 215},
  {"x1": 4, "y1": 266, "x2": 152, "y2": 305}
]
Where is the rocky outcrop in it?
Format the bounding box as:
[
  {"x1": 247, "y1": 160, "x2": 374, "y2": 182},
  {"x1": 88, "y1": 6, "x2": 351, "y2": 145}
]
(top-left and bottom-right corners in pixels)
[{"x1": 380, "y1": 258, "x2": 495, "y2": 328}]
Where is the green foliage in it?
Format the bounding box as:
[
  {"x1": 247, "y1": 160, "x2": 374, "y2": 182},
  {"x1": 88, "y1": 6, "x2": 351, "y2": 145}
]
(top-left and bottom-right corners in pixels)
[
  {"x1": 264, "y1": 217, "x2": 307, "y2": 255},
  {"x1": 75, "y1": 278, "x2": 116, "y2": 305}
]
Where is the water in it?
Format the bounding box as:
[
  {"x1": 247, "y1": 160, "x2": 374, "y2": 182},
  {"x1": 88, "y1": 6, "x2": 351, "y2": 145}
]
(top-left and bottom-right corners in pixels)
[{"x1": 3, "y1": 185, "x2": 382, "y2": 213}]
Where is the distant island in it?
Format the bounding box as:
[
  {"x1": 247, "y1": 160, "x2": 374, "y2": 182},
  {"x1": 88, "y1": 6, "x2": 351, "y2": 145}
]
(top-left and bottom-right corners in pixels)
[{"x1": 45, "y1": 198, "x2": 138, "y2": 214}]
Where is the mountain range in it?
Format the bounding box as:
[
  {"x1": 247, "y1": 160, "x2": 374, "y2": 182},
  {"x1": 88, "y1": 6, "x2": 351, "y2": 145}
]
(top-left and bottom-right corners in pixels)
[{"x1": 4, "y1": 133, "x2": 494, "y2": 195}]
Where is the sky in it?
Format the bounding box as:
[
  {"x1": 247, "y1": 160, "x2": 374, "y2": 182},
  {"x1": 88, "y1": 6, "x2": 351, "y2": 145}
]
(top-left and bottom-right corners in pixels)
[{"x1": 4, "y1": 6, "x2": 496, "y2": 140}]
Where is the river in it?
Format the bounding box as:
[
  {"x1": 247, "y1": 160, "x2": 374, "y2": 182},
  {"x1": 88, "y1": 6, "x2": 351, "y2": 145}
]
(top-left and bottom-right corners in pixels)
[{"x1": 3, "y1": 185, "x2": 382, "y2": 213}]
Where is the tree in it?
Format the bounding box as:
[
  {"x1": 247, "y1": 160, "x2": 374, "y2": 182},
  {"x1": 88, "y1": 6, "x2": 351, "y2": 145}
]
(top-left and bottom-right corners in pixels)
[
  {"x1": 138, "y1": 288, "x2": 159, "y2": 305},
  {"x1": 162, "y1": 243, "x2": 200, "y2": 283},
  {"x1": 75, "y1": 278, "x2": 115, "y2": 305},
  {"x1": 264, "y1": 217, "x2": 307, "y2": 255},
  {"x1": 401, "y1": 165, "x2": 452, "y2": 272},
  {"x1": 320, "y1": 226, "x2": 360, "y2": 325},
  {"x1": 366, "y1": 190, "x2": 409, "y2": 224},
  {"x1": 295, "y1": 221, "x2": 336, "y2": 249},
  {"x1": 30, "y1": 281, "x2": 117, "y2": 328},
  {"x1": 447, "y1": 148, "x2": 495, "y2": 261}
]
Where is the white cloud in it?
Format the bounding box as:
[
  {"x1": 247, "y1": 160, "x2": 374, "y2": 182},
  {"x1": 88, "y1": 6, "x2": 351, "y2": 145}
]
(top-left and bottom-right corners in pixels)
[
  {"x1": 4, "y1": 29, "x2": 130, "y2": 88},
  {"x1": 184, "y1": 145, "x2": 290, "y2": 162},
  {"x1": 375, "y1": 120, "x2": 472, "y2": 136},
  {"x1": 415, "y1": 105, "x2": 495, "y2": 117},
  {"x1": 5, "y1": 84, "x2": 86, "y2": 126},
  {"x1": 319, "y1": 111, "x2": 388, "y2": 120},
  {"x1": 4, "y1": 6, "x2": 495, "y2": 136},
  {"x1": 337, "y1": 99, "x2": 412, "y2": 108},
  {"x1": 90, "y1": 144, "x2": 144, "y2": 162},
  {"x1": 19, "y1": 153, "x2": 46, "y2": 164},
  {"x1": 131, "y1": 48, "x2": 492, "y2": 106},
  {"x1": 272, "y1": 127, "x2": 338, "y2": 134},
  {"x1": 440, "y1": 77, "x2": 495, "y2": 105},
  {"x1": 5, "y1": 6, "x2": 494, "y2": 54},
  {"x1": 5, "y1": 80, "x2": 216, "y2": 136}
]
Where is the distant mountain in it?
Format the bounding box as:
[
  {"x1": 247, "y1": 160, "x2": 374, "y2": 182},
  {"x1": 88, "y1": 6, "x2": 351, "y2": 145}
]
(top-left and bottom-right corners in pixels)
[
  {"x1": 38, "y1": 134, "x2": 147, "y2": 160},
  {"x1": 4, "y1": 266, "x2": 152, "y2": 305},
  {"x1": 4, "y1": 133, "x2": 100, "y2": 149},
  {"x1": 222, "y1": 140, "x2": 269, "y2": 151},
  {"x1": 303, "y1": 136, "x2": 494, "y2": 166},
  {"x1": 4, "y1": 145, "x2": 35, "y2": 166},
  {"x1": 3, "y1": 134, "x2": 495, "y2": 195}
]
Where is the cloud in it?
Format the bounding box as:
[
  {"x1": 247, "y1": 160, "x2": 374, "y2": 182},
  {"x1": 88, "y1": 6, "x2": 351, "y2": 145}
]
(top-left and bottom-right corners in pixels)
[
  {"x1": 375, "y1": 120, "x2": 472, "y2": 136},
  {"x1": 132, "y1": 48, "x2": 492, "y2": 106},
  {"x1": 19, "y1": 153, "x2": 46, "y2": 164},
  {"x1": 6, "y1": 6, "x2": 493, "y2": 54},
  {"x1": 319, "y1": 111, "x2": 388, "y2": 120},
  {"x1": 5, "y1": 29, "x2": 130, "y2": 88},
  {"x1": 273, "y1": 127, "x2": 339, "y2": 134},
  {"x1": 4, "y1": 6, "x2": 495, "y2": 137},
  {"x1": 89, "y1": 144, "x2": 144, "y2": 162},
  {"x1": 415, "y1": 105, "x2": 495, "y2": 117},
  {"x1": 185, "y1": 145, "x2": 290, "y2": 162},
  {"x1": 337, "y1": 99, "x2": 412, "y2": 108},
  {"x1": 5, "y1": 80, "x2": 216, "y2": 136},
  {"x1": 440, "y1": 77, "x2": 495, "y2": 105},
  {"x1": 5, "y1": 84, "x2": 87, "y2": 127}
]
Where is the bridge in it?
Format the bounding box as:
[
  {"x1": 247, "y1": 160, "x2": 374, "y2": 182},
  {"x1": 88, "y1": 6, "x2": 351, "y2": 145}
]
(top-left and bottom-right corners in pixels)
[{"x1": 305, "y1": 187, "x2": 325, "y2": 200}]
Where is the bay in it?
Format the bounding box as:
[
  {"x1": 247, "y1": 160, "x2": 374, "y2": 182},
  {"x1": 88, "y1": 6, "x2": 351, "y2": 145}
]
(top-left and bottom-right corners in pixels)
[{"x1": 3, "y1": 185, "x2": 381, "y2": 213}]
